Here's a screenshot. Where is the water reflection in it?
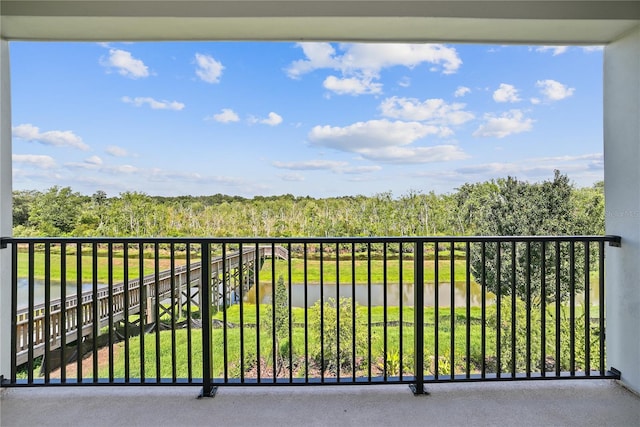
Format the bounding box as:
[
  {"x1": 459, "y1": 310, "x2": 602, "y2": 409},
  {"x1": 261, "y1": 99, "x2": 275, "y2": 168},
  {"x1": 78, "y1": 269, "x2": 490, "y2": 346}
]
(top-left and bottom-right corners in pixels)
[
  {"x1": 16, "y1": 278, "x2": 99, "y2": 309},
  {"x1": 18, "y1": 278, "x2": 601, "y2": 309}
]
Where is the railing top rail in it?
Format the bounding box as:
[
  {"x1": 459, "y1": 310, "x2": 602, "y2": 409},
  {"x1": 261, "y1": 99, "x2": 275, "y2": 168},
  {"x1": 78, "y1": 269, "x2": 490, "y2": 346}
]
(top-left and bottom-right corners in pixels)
[{"x1": 0, "y1": 235, "x2": 622, "y2": 246}]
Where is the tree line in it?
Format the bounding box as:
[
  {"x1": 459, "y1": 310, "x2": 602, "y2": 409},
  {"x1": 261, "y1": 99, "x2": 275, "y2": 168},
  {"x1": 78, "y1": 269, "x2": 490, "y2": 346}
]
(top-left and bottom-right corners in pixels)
[{"x1": 12, "y1": 170, "x2": 604, "y2": 238}]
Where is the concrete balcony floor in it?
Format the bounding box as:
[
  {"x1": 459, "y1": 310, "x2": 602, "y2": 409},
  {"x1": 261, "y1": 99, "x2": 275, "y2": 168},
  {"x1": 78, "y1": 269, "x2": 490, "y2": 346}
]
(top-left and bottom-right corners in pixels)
[{"x1": 1, "y1": 379, "x2": 639, "y2": 426}]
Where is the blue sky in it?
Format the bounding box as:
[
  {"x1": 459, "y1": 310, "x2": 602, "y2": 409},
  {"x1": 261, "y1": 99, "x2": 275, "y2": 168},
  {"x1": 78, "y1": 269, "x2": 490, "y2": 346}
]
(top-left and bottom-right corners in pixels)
[{"x1": 11, "y1": 42, "x2": 604, "y2": 198}]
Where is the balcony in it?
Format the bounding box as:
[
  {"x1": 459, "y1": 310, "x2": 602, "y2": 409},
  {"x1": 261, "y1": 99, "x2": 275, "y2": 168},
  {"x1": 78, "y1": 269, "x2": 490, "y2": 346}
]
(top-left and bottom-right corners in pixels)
[
  {"x1": 1, "y1": 236, "x2": 624, "y2": 391},
  {"x1": 2, "y1": 234, "x2": 640, "y2": 424},
  {"x1": 2, "y1": 380, "x2": 639, "y2": 426},
  {"x1": 1, "y1": 1, "x2": 640, "y2": 422}
]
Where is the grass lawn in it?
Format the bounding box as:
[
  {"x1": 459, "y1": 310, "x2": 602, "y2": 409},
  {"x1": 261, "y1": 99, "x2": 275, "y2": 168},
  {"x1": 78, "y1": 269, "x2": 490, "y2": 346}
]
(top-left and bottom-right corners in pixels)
[
  {"x1": 30, "y1": 301, "x2": 601, "y2": 382},
  {"x1": 16, "y1": 250, "x2": 474, "y2": 285},
  {"x1": 98, "y1": 304, "x2": 487, "y2": 380}
]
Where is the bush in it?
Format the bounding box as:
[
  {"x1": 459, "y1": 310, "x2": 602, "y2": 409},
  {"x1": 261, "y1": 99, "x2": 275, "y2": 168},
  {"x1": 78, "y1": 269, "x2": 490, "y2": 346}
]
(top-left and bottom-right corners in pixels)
[
  {"x1": 308, "y1": 297, "x2": 367, "y2": 375},
  {"x1": 486, "y1": 297, "x2": 542, "y2": 373}
]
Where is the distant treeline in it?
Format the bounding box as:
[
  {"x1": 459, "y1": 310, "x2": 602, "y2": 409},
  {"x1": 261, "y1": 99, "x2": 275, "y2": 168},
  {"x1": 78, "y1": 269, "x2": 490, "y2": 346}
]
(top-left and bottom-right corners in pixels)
[{"x1": 12, "y1": 170, "x2": 604, "y2": 238}]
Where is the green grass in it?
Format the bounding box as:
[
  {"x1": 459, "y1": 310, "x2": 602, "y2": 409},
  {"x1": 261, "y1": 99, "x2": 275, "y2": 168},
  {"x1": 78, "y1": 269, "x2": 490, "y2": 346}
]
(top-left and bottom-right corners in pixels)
[
  {"x1": 16, "y1": 251, "x2": 186, "y2": 283},
  {"x1": 28, "y1": 299, "x2": 602, "y2": 382},
  {"x1": 17, "y1": 250, "x2": 472, "y2": 285},
  {"x1": 16, "y1": 249, "x2": 603, "y2": 290},
  {"x1": 259, "y1": 258, "x2": 469, "y2": 284},
  {"x1": 91, "y1": 304, "x2": 492, "y2": 380}
]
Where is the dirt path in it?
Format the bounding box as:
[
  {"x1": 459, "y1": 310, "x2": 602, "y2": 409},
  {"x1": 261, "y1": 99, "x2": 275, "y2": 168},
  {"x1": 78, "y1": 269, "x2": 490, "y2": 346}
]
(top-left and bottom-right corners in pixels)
[{"x1": 48, "y1": 345, "x2": 118, "y2": 379}]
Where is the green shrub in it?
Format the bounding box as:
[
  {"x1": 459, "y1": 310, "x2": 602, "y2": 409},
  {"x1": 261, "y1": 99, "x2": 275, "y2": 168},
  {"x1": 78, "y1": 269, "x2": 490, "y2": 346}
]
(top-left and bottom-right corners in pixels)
[{"x1": 308, "y1": 297, "x2": 367, "y2": 375}]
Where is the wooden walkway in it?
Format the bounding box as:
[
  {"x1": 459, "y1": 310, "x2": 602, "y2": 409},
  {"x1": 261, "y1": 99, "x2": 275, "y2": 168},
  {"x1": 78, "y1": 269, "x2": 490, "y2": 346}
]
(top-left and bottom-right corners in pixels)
[{"x1": 15, "y1": 245, "x2": 288, "y2": 366}]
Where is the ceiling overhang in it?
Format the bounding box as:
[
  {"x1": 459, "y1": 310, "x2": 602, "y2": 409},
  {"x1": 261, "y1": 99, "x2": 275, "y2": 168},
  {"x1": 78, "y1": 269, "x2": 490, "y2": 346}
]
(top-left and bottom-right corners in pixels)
[{"x1": 1, "y1": 1, "x2": 639, "y2": 43}]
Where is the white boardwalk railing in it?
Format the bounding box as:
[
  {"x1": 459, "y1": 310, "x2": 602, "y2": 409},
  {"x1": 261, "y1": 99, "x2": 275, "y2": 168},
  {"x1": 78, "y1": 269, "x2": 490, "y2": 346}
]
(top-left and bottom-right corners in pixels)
[{"x1": 15, "y1": 245, "x2": 287, "y2": 366}]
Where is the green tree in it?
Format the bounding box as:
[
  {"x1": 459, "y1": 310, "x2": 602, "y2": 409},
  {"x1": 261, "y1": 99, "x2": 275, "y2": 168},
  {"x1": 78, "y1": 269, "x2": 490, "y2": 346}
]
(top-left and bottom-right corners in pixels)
[
  {"x1": 264, "y1": 276, "x2": 290, "y2": 375},
  {"x1": 572, "y1": 183, "x2": 605, "y2": 235},
  {"x1": 486, "y1": 297, "x2": 542, "y2": 373},
  {"x1": 12, "y1": 190, "x2": 37, "y2": 227},
  {"x1": 309, "y1": 298, "x2": 366, "y2": 375},
  {"x1": 28, "y1": 186, "x2": 85, "y2": 235},
  {"x1": 464, "y1": 171, "x2": 588, "y2": 306}
]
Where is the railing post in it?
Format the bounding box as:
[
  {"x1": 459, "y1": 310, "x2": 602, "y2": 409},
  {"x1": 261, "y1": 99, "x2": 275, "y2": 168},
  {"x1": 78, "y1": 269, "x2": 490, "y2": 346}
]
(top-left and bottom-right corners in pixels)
[
  {"x1": 199, "y1": 242, "x2": 217, "y2": 398},
  {"x1": 410, "y1": 240, "x2": 427, "y2": 395}
]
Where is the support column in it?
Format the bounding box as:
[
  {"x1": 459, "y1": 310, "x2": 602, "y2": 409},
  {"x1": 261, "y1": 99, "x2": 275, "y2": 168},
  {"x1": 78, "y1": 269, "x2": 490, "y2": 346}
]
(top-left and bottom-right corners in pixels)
[
  {"x1": 0, "y1": 39, "x2": 12, "y2": 383},
  {"x1": 604, "y1": 23, "x2": 640, "y2": 393}
]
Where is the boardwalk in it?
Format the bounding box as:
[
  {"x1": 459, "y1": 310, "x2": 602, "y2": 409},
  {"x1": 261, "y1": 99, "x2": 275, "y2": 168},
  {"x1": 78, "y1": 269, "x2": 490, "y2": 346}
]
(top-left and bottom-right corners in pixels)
[{"x1": 15, "y1": 245, "x2": 288, "y2": 366}]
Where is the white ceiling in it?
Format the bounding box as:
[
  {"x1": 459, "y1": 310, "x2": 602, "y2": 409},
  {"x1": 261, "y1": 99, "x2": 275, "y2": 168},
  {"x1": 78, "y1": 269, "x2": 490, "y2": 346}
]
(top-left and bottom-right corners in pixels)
[{"x1": 1, "y1": 1, "x2": 639, "y2": 43}]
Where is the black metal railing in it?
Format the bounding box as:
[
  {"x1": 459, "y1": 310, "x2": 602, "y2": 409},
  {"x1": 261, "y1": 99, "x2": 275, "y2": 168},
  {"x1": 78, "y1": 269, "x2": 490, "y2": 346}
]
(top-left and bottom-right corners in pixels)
[{"x1": 0, "y1": 236, "x2": 621, "y2": 396}]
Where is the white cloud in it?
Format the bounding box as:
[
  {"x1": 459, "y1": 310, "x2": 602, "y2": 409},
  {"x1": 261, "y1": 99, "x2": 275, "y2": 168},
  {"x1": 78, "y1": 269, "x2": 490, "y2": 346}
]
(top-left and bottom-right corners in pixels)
[
  {"x1": 532, "y1": 153, "x2": 603, "y2": 163},
  {"x1": 308, "y1": 119, "x2": 468, "y2": 164},
  {"x1": 286, "y1": 43, "x2": 338, "y2": 79},
  {"x1": 535, "y1": 46, "x2": 569, "y2": 56},
  {"x1": 273, "y1": 160, "x2": 348, "y2": 171},
  {"x1": 310, "y1": 120, "x2": 437, "y2": 149},
  {"x1": 379, "y1": 97, "x2": 474, "y2": 127},
  {"x1": 493, "y1": 83, "x2": 521, "y2": 103},
  {"x1": 582, "y1": 46, "x2": 604, "y2": 53},
  {"x1": 407, "y1": 152, "x2": 603, "y2": 192},
  {"x1": 85, "y1": 155, "x2": 103, "y2": 166},
  {"x1": 339, "y1": 43, "x2": 461, "y2": 75},
  {"x1": 101, "y1": 48, "x2": 149, "y2": 79},
  {"x1": 398, "y1": 77, "x2": 411, "y2": 88},
  {"x1": 273, "y1": 160, "x2": 382, "y2": 175},
  {"x1": 69, "y1": 160, "x2": 138, "y2": 175},
  {"x1": 106, "y1": 145, "x2": 130, "y2": 157},
  {"x1": 456, "y1": 152, "x2": 603, "y2": 178},
  {"x1": 473, "y1": 110, "x2": 534, "y2": 138},
  {"x1": 536, "y1": 79, "x2": 575, "y2": 101},
  {"x1": 251, "y1": 112, "x2": 283, "y2": 126},
  {"x1": 279, "y1": 173, "x2": 305, "y2": 182},
  {"x1": 323, "y1": 75, "x2": 382, "y2": 95},
  {"x1": 360, "y1": 145, "x2": 468, "y2": 164},
  {"x1": 13, "y1": 124, "x2": 89, "y2": 151},
  {"x1": 210, "y1": 108, "x2": 240, "y2": 123},
  {"x1": 454, "y1": 86, "x2": 471, "y2": 97},
  {"x1": 195, "y1": 53, "x2": 224, "y2": 83},
  {"x1": 286, "y1": 42, "x2": 462, "y2": 95},
  {"x1": 122, "y1": 96, "x2": 185, "y2": 111},
  {"x1": 341, "y1": 165, "x2": 382, "y2": 174},
  {"x1": 111, "y1": 165, "x2": 138, "y2": 174},
  {"x1": 456, "y1": 162, "x2": 546, "y2": 177},
  {"x1": 65, "y1": 160, "x2": 100, "y2": 170},
  {"x1": 530, "y1": 97, "x2": 541, "y2": 105},
  {"x1": 12, "y1": 154, "x2": 57, "y2": 169}
]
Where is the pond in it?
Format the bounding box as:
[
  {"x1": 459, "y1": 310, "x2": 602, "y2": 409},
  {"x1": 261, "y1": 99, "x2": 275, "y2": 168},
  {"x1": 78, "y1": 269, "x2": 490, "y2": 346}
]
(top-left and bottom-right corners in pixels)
[
  {"x1": 17, "y1": 278, "x2": 600, "y2": 310},
  {"x1": 16, "y1": 278, "x2": 102, "y2": 309}
]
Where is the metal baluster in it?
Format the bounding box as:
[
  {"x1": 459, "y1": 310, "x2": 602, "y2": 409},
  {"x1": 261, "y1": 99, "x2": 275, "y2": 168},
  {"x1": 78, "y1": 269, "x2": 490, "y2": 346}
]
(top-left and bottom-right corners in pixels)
[
  {"x1": 434, "y1": 241, "x2": 439, "y2": 380},
  {"x1": 450, "y1": 241, "x2": 455, "y2": 380},
  {"x1": 337, "y1": 242, "x2": 341, "y2": 382},
  {"x1": 399, "y1": 242, "x2": 404, "y2": 382},
  {"x1": 44, "y1": 243, "x2": 51, "y2": 383},
  {"x1": 410, "y1": 240, "x2": 425, "y2": 395},
  {"x1": 199, "y1": 242, "x2": 215, "y2": 397},
  {"x1": 123, "y1": 243, "x2": 130, "y2": 382},
  {"x1": 60, "y1": 242, "x2": 67, "y2": 383},
  {"x1": 496, "y1": 241, "x2": 501, "y2": 378},
  {"x1": 465, "y1": 241, "x2": 471, "y2": 379}
]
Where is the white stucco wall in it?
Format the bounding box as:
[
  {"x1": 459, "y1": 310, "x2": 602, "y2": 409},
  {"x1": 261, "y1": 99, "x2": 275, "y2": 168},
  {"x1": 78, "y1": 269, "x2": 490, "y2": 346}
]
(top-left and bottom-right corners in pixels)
[
  {"x1": 604, "y1": 24, "x2": 640, "y2": 393},
  {"x1": 0, "y1": 38, "x2": 12, "y2": 381}
]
